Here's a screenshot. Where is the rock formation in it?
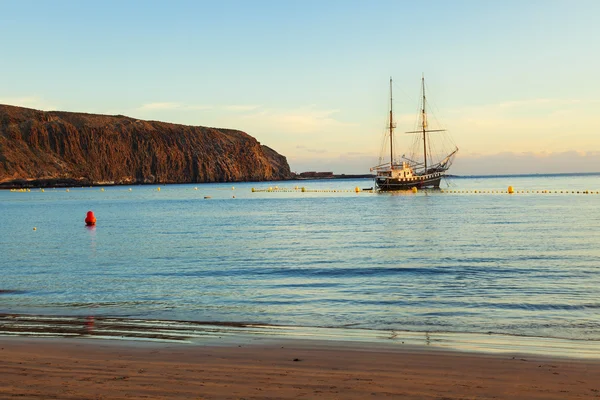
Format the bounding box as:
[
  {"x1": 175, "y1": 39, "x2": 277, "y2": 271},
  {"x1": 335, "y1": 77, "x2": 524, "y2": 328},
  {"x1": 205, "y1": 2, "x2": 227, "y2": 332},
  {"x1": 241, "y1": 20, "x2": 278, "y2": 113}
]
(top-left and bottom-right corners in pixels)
[{"x1": 0, "y1": 104, "x2": 291, "y2": 187}]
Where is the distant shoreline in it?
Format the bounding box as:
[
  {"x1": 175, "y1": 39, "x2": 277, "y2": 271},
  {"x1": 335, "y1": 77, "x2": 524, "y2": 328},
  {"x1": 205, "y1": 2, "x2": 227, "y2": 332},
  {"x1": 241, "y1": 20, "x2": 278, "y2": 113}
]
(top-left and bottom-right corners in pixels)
[
  {"x1": 2, "y1": 171, "x2": 598, "y2": 190},
  {"x1": 0, "y1": 177, "x2": 295, "y2": 190},
  {"x1": 0, "y1": 175, "x2": 376, "y2": 190},
  {"x1": 292, "y1": 174, "x2": 375, "y2": 180},
  {"x1": 448, "y1": 171, "x2": 600, "y2": 179}
]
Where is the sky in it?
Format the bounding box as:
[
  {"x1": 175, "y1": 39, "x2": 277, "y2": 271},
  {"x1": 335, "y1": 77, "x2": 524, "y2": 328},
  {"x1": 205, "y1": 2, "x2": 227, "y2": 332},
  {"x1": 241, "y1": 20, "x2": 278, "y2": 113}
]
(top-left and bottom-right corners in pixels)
[{"x1": 1, "y1": 0, "x2": 599, "y2": 175}]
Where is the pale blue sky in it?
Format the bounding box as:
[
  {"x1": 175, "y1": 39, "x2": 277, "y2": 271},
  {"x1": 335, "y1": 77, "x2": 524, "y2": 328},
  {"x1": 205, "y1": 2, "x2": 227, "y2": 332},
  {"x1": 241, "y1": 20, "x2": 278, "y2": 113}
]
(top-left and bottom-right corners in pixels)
[{"x1": 1, "y1": 0, "x2": 599, "y2": 174}]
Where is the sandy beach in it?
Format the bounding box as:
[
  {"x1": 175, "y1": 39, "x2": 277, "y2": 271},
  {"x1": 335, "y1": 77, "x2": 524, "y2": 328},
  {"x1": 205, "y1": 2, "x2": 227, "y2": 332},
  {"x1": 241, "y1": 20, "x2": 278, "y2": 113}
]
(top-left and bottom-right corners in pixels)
[{"x1": 1, "y1": 336, "x2": 599, "y2": 399}]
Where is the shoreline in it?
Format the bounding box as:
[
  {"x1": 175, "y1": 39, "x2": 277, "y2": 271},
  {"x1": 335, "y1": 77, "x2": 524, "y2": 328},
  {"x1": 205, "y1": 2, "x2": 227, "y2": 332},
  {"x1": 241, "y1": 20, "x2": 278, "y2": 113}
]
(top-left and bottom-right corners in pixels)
[
  {"x1": 2, "y1": 314, "x2": 599, "y2": 360},
  {"x1": 2, "y1": 335, "x2": 600, "y2": 399},
  {"x1": 0, "y1": 176, "x2": 377, "y2": 190}
]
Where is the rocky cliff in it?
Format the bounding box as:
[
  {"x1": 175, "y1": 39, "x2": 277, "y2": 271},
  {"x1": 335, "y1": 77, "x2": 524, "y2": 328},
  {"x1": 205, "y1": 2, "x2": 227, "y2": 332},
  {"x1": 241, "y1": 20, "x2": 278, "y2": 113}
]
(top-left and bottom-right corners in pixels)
[{"x1": 0, "y1": 104, "x2": 291, "y2": 187}]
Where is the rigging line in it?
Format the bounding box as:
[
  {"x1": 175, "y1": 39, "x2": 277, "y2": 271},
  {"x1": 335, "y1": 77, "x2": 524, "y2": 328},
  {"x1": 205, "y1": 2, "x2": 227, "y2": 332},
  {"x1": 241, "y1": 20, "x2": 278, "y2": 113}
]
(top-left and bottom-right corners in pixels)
[
  {"x1": 423, "y1": 80, "x2": 458, "y2": 149},
  {"x1": 378, "y1": 126, "x2": 388, "y2": 164},
  {"x1": 376, "y1": 94, "x2": 392, "y2": 164},
  {"x1": 391, "y1": 79, "x2": 418, "y2": 112},
  {"x1": 388, "y1": 79, "x2": 420, "y2": 165},
  {"x1": 407, "y1": 89, "x2": 422, "y2": 163},
  {"x1": 424, "y1": 79, "x2": 444, "y2": 118}
]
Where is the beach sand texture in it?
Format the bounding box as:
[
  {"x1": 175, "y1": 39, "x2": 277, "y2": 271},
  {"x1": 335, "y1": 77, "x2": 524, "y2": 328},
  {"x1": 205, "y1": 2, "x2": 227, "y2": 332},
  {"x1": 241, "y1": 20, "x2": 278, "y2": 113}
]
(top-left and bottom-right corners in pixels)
[{"x1": 1, "y1": 337, "x2": 599, "y2": 399}]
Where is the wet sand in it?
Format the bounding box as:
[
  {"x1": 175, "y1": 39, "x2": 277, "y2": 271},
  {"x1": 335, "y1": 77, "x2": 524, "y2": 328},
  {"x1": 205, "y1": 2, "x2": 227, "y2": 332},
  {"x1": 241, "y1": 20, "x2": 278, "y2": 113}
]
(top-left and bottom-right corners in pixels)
[{"x1": 1, "y1": 336, "x2": 599, "y2": 399}]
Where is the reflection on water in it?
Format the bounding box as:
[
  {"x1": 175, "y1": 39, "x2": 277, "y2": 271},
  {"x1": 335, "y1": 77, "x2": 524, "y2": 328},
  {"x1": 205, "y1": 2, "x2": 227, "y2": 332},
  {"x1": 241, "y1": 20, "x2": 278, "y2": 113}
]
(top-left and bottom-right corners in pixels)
[{"x1": 86, "y1": 225, "x2": 96, "y2": 256}]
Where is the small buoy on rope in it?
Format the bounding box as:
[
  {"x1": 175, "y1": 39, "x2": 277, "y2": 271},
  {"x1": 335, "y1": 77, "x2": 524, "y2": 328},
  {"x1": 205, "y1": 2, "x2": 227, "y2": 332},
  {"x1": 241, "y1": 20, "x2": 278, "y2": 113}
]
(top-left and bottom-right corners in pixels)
[
  {"x1": 507, "y1": 186, "x2": 514, "y2": 194},
  {"x1": 411, "y1": 187, "x2": 418, "y2": 193},
  {"x1": 33, "y1": 227, "x2": 37, "y2": 231},
  {"x1": 232, "y1": 186, "x2": 235, "y2": 190},
  {"x1": 101, "y1": 188, "x2": 104, "y2": 192},
  {"x1": 129, "y1": 188, "x2": 132, "y2": 191},
  {"x1": 157, "y1": 187, "x2": 161, "y2": 191},
  {"x1": 355, "y1": 186, "x2": 360, "y2": 193},
  {"x1": 85, "y1": 211, "x2": 96, "y2": 226},
  {"x1": 194, "y1": 187, "x2": 198, "y2": 190}
]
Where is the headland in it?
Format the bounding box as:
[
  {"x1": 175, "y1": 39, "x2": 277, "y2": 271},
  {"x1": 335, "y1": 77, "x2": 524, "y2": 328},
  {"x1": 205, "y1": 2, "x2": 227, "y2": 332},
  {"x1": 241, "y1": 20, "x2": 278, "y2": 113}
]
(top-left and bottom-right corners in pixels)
[{"x1": 0, "y1": 104, "x2": 291, "y2": 189}]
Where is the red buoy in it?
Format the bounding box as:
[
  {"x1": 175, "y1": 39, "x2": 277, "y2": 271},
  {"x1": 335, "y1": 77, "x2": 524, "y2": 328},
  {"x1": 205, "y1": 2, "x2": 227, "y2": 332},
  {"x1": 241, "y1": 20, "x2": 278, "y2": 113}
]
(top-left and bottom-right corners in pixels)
[{"x1": 85, "y1": 211, "x2": 96, "y2": 226}]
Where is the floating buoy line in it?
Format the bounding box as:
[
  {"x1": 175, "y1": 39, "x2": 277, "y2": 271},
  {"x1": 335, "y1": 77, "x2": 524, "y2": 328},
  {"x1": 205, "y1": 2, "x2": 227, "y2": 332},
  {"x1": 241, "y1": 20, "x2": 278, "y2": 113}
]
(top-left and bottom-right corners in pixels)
[
  {"x1": 6, "y1": 186, "x2": 599, "y2": 195},
  {"x1": 250, "y1": 185, "x2": 599, "y2": 195},
  {"x1": 251, "y1": 186, "x2": 373, "y2": 193},
  {"x1": 439, "y1": 188, "x2": 600, "y2": 195}
]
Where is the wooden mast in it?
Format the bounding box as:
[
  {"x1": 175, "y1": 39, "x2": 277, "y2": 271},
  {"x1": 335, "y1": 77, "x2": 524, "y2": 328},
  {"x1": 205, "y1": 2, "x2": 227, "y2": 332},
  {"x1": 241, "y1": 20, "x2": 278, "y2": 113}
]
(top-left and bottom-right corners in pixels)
[
  {"x1": 422, "y1": 75, "x2": 427, "y2": 174},
  {"x1": 389, "y1": 77, "x2": 394, "y2": 168}
]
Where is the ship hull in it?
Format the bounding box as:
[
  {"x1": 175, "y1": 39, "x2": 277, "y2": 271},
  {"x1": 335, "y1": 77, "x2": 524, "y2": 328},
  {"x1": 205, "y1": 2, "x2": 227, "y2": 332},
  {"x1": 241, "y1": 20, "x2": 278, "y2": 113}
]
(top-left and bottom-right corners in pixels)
[{"x1": 375, "y1": 174, "x2": 442, "y2": 191}]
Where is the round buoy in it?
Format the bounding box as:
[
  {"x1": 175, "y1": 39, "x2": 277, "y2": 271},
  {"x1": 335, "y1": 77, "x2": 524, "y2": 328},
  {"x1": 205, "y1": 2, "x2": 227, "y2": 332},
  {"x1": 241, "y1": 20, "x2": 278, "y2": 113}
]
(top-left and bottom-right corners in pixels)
[
  {"x1": 507, "y1": 186, "x2": 514, "y2": 194},
  {"x1": 411, "y1": 187, "x2": 418, "y2": 193},
  {"x1": 355, "y1": 186, "x2": 360, "y2": 193},
  {"x1": 85, "y1": 211, "x2": 96, "y2": 226},
  {"x1": 33, "y1": 227, "x2": 37, "y2": 231},
  {"x1": 129, "y1": 188, "x2": 132, "y2": 191},
  {"x1": 157, "y1": 187, "x2": 161, "y2": 191}
]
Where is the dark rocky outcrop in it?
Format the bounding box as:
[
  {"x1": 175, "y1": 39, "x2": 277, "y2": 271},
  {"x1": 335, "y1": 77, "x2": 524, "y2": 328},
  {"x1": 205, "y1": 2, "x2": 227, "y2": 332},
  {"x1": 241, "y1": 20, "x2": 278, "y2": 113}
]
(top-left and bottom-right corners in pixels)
[{"x1": 0, "y1": 104, "x2": 291, "y2": 188}]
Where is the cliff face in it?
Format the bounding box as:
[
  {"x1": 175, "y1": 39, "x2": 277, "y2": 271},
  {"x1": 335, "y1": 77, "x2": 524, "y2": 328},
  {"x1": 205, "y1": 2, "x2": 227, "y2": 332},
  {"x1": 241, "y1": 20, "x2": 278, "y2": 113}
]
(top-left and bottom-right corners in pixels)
[{"x1": 0, "y1": 104, "x2": 291, "y2": 187}]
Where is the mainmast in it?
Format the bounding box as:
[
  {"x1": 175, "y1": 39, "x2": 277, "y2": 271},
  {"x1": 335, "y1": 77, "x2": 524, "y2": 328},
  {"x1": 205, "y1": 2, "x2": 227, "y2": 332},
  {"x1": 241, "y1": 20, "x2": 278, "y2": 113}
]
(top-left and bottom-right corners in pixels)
[
  {"x1": 389, "y1": 77, "x2": 394, "y2": 167},
  {"x1": 422, "y1": 75, "x2": 427, "y2": 173}
]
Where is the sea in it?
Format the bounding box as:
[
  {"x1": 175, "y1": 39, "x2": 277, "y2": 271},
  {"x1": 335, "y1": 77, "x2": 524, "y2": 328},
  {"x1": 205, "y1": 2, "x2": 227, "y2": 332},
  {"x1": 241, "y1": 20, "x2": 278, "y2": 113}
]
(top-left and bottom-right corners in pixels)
[{"x1": 1, "y1": 174, "x2": 600, "y2": 353}]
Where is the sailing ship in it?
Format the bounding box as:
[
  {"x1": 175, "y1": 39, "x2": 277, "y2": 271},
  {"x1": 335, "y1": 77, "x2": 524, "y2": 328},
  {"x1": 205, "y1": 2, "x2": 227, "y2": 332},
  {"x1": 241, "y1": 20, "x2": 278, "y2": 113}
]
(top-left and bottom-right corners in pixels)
[{"x1": 371, "y1": 77, "x2": 458, "y2": 191}]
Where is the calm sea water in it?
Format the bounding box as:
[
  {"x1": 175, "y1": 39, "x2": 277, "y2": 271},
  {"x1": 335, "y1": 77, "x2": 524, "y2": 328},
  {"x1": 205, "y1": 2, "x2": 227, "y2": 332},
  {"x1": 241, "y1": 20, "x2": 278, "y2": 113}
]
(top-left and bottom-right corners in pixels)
[{"x1": 1, "y1": 174, "x2": 600, "y2": 341}]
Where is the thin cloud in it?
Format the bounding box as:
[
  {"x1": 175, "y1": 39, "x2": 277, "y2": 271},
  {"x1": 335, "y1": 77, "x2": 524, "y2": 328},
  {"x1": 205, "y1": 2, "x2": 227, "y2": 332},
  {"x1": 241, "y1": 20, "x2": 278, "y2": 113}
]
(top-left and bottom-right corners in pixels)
[
  {"x1": 138, "y1": 103, "x2": 257, "y2": 112},
  {"x1": 241, "y1": 106, "x2": 355, "y2": 134},
  {"x1": 304, "y1": 148, "x2": 328, "y2": 154},
  {"x1": 139, "y1": 102, "x2": 181, "y2": 110},
  {"x1": 0, "y1": 96, "x2": 58, "y2": 111},
  {"x1": 497, "y1": 98, "x2": 581, "y2": 109},
  {"x1": 452, "y1": 150, "x2": 600, "y2": 175},
  {"x1": 223, "y1": 105, "x2": 261, "y2": 112},
  {"x1": 184, "y1": 105, "x2": 215, "y2": 111},
  {"x1": 449, "y1": 98, "x2": 584, "y2": 116}
]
